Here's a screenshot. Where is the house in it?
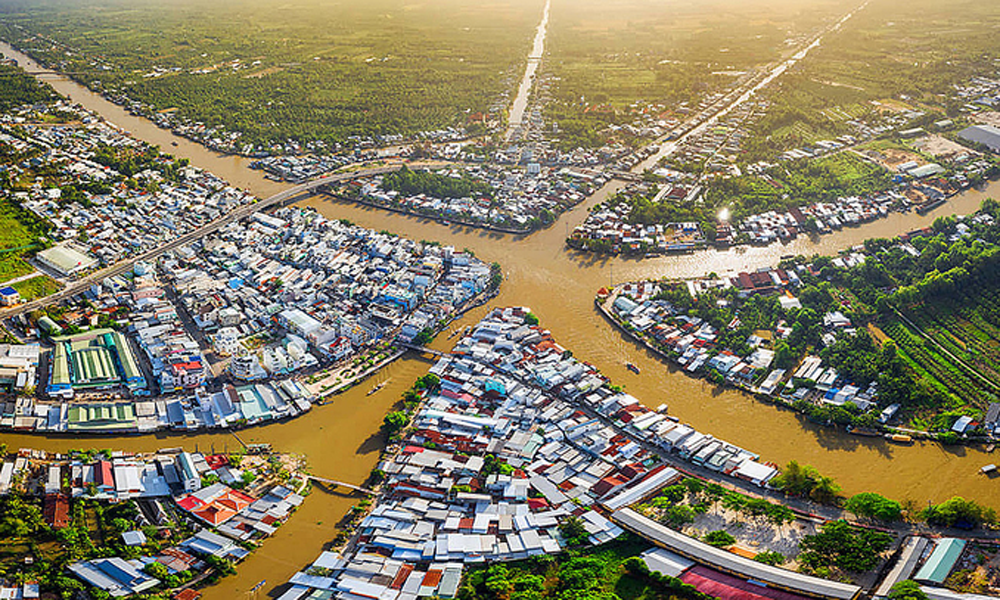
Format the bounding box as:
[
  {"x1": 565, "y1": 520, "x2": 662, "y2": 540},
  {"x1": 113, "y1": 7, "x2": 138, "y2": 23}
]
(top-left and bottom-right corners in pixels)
[{"x1": 0, "y1": 286, "x2": 20, "y2": 306}]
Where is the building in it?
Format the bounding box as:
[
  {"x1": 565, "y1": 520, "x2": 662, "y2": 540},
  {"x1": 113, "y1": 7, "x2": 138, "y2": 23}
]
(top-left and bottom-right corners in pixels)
[
  {"x1": 47, "y1": 329, "x2": 145, "y2": 398},
  {"x1": 914, "y1": 538, "x2": 966, "y2": 585},
  {"x1": 0, "y1": 344, "x2": 40, "y2": 392},
  {"x1": 958, "y1": 124, "x2": 1000, "y2": 153},
  {"x1": 0, "y1": 286, "x2": 20, "y2": 306},
  {"x1": 36, "y1": 244, "x2": 98, "y2": 277},
  {"x1": 67, "y1": 557, "x2": 160, "y2": 597}
]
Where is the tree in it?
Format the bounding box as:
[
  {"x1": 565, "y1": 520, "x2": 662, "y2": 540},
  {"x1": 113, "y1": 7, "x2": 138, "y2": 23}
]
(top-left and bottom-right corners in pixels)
[
  {"x1": 845, "y1": 492, "x2": 903, "y2": 521},
  {"x1": 703, "y1": 530, "x2": 736, "y2": 548},
  {"x1": 888, "y1": 581, "x2": 928, "y2": 600},
  {"x1": 798, "y1": 520, "x2": 893, "y2": 573},
  {"x1": 770, "y1": 461, "x2": 841, "y2": 504},
  {"x1": 523, "y1": 312, "x2": 540, "y2": 326},
  {"x1": 922, "y1": 497, "x2": 996, "y2": 528},
  {"x1": 662, "y1": 505, "x2": 696, "y2": 528},
  {"x1": 144, "y1": 561, "x2": 169, "y2": 580},
  {"x1": 754, "y1": 551, "x2": 785, "y2": 566},
  {"x1": 558, "y1": 515, "x2": 589, "y2": 546},
  {"x1": 381, "y1": 411, "x2": 409, "y2": 438}
]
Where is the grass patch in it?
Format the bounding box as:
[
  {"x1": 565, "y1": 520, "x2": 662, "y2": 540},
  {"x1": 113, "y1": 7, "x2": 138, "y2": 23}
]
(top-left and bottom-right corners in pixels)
[{"x1": 12, "y1": 275, "x2": 62, "y2": 301}]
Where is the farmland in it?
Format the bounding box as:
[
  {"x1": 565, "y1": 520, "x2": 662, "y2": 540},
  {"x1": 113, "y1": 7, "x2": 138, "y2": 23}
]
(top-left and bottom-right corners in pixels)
[
  {"x1": 543, "y1": 0, "x2": 859, "y2": 148},
  {"x1": 885, "y1": 288, "x2": 1000, "y2": 413},
  {"x1": 743, "y1": 0, "x2": 1000, "y2": 158},
  {"x1": 0, "y1": 0, "x2": 539, "y2": 149}
]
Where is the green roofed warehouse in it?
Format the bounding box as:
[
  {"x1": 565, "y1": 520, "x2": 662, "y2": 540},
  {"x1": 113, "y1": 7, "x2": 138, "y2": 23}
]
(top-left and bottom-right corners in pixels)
[{"x1": 47, "y1": 329, "x2": 146, "y2": 399}]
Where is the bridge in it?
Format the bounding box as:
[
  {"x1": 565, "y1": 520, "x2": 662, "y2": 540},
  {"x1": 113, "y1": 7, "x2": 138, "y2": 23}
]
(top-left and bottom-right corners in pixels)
[
  {"x1": 398, "y1": 343, "x2": 448, "y2": 359},
  {"x1": 0, "y1": 164, "x2": 405, "y2": 319},
  {"x1": 305, "y1": 475, "x2": 376, "y2": 495}
]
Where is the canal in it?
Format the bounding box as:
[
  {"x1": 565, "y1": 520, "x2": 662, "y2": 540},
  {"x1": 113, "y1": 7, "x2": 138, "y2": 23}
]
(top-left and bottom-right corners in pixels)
[{"x1": 2, "y1": 34, "x2": 1000, "y2": 599}]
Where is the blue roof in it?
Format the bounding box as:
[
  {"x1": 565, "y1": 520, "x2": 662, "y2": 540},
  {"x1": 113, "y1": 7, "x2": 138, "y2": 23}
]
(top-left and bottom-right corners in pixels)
[
  {"x1": 485, "y1": 379, "x2": 506, "y2": 396},
  {"x1": 228, "y1": 277, "x2": 244, "y2": 289},
  {"x1": 0, "y1": 286, "x2": 17, "y2": 296},
  {"x1": 914, "y1": 538, "x2": 966, "y2": 584}
]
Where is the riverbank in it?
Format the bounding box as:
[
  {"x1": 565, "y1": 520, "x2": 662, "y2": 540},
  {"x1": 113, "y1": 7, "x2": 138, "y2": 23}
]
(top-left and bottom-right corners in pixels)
[{"x1": 0, "y1": 445, "x2": 310, "y2": 597}]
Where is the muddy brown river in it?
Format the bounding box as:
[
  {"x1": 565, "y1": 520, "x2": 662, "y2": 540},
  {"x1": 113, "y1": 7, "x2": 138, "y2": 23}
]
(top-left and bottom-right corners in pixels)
[{"x1": 2, "y1": 40, "x2": 1000, "y2": 599}]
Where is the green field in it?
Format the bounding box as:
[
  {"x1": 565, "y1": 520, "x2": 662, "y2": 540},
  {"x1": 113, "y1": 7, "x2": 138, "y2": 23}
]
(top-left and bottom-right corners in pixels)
[
  {"x1": 11, "y1": 275, "x2": 61, "y2": 301},
  {"x1": 0, "y1": 200, "x2": 48, "y2": 284},
  {"x1": 743, "y1": 0, "x2": 1000, "y2": 158},
  {"x1": 544, "y1": 0, "x2": 859, "y2": 148},
  {"x1": 0, "y1": 0, "x2": 539, "y2": 148},
  {"x1": 885, "y1": 289, "x2": 1000, "y2": 412}
]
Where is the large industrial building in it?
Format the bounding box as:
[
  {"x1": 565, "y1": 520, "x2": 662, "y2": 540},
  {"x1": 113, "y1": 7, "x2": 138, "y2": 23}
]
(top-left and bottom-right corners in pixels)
[
  {"x1": 36, "y1": 244, "x2": 98, "y2": 277},
  {"x1": 957, "y1": 124, "x2": 1000, "y2": 153},
  {"x1": 47, "y1": 329, "x2": 146, "y2": 398}
]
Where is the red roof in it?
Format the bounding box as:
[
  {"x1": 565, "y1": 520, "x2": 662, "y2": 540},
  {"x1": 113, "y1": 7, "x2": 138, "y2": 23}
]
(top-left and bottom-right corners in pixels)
[
  {"x1": 44, "y1": 494, "x2": 70, "y2": 529},
  {"x1": 204, "y1": 455, "x2": 229, "y2": 470},
  {"x1": 681, "y1": 566, "x2": 812, "y2": 600},
  {"x1": 422, "y1": 570, "x2": 443, "y2": 588}
]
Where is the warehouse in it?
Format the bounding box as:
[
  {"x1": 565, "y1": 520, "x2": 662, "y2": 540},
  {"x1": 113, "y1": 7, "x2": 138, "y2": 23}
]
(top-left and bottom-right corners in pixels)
[
  {"x1": 47, "y1": 329, "x2": 145, "y2": 398},
  {"x1": 958, "y1": 124, "x2": 1000, "y2": 153},
  {"x1": 36, "y1": 243, "x2": 98, "y2": 277}
]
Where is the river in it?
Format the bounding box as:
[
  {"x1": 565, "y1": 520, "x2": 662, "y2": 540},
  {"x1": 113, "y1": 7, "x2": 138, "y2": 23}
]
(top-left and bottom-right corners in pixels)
[{"x1": 3, "y1": 32, "x2": 1000, "y2": 600}]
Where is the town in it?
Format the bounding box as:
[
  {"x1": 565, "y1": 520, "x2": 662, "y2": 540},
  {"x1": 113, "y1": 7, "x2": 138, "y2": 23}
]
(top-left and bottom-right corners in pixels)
[
  {"x1": 0, "y1": 444, "x2": 308, "y2": 599},
  {"x1": 269, "y1": 307, "x2": 1000, "y2": 600}
]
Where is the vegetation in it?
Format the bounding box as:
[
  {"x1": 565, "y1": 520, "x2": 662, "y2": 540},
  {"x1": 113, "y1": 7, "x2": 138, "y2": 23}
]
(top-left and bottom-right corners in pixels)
[
  {"x1": 0, "y1": 63, "x2": 56, "y2": 111},
  {"x1": 383, "y1": 166, "x2": 493, "y2": 200},
  {"x1": 0, "y1": 0, "x2": 538, "y2": 150},
  {"x1": 0, "y1": 199, "x2": 51, "y2": 284},
  {"x1": 702, "y1": 530, "x2": 735, "y2": 548},
  {"x1": 0, "y1": 493, "x2": 195, "y2": 598},
  {"x1": 700, "y1": 153, "x2": 892, "y2": 223},
  {"x1": 843, "y1": 492, "x2": 903, "y2": 522},
  {"x1": 888, "y1": 581, "x2": 928, "y2": 600},
  {"x1": 606, "y1": 152, "x2": 891, "y2": 236},
  {"x1": 459, "y1": 535, "x2": 705, "y2": 600},
  {"x1": 558, "y1": 515, "x2": 590, "y2": 547},
  {"x1": 766, "y1": 461, "x2": 841, "y2": 504},
  {"x1": 921, "y1": 497, "x2": 997, "y2": 529},
  {"x1": 11, "y1": 275, "x2": 62, "y2": 301},
  {"x1": 544, "y1": 0, "x2": 858, "y2": 149},
  {"x1": 640, "y1": 477, "x2": 795, "y2": 528},
  {"x1": 798, "y1": 520, "x2": 894, "y2": 575},
  {"x1": 381, "y1": 411, "x2": 410, "y2": 440},
  {"x1": 742, "y1": 0, "x2": 1000, "y2": 157}
]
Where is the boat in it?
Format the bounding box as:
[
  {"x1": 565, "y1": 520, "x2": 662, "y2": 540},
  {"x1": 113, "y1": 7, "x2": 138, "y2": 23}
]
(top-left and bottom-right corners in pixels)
[
  {"x1": 847, "y1": 426, "x2": 880, "y2": 437},
  {"x1": 367, "y1": 380, "x2": 388, "y2": 396},
  {"x1": 888, "y1": 434, "x2": 913, "y2": 444},
  {"x1": 981, "y1": 464, "x2": 997, "y2": 475},
  {"x1": 987, "y1": 444, "x2": 995, "y2": 453},
  {"x1": 171, "y1": 141, "x2": 179, "y2": 147},
  {"x1": 627, "y1": 362, "x2": 641, "y2": 374}
]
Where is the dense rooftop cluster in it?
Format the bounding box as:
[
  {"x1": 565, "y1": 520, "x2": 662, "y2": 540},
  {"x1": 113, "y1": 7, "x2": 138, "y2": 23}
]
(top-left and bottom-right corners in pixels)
[
  {"x1": 277, "y1": 307, "x2": 781, "y2": 599},
  {"x1": 0, "y1": 101, "x2": 256, "y2": 269}
]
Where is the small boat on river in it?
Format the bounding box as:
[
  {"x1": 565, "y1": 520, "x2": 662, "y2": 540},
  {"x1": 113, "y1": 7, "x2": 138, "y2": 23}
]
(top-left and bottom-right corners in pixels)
[
  {"x1": 627, "y1": 363, "x2": 641, "y2": 374},
  {"x1": 368, "y1": 380, "x2": 388, "y2": 396}
]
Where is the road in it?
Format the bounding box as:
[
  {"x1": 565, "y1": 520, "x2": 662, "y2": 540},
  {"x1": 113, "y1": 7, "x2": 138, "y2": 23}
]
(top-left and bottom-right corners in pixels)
[
  {"x1": 633, "y1": 0, "x2": 869, "y2": 177},
  {"x1": 0, "y1": 164, "x2": 405, "y2": 319}
]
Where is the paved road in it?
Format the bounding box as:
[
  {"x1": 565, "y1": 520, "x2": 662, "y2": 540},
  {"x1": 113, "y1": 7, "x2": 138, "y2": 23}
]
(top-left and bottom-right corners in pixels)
[{"x1": 0, "y1": 164, "x2": 404, "y2": 319}]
